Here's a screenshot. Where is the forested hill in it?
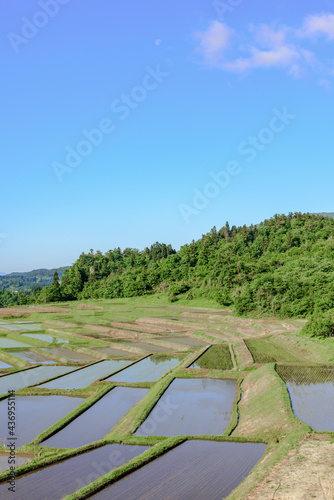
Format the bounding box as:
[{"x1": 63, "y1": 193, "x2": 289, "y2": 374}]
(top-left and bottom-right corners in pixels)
[
  {"x1": 40, "y1": 213, "x2": 334, "y2": 321},
  {"x1": 0, "y1": 267, "x2": 69, "y2": 292}
]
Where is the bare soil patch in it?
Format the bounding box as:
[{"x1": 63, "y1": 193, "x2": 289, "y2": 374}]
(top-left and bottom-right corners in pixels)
[
  {"x1": 76, "y1": 304, "x2": 103, "y2": 310},
  {"x1": 247, "y1": 435, "x2": 334, "y2": 500},
  {"x1": 0, "y1": 307, "x2": 68, "y2": 318},
  {"x1": 44, "y1": 320, "x2": 79, "y2": 329},
  {"x1": 233, "y1": 340, "x2": 254, "y2": 369}
]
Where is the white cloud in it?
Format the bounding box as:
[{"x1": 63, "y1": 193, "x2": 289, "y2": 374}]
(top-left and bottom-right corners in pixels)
[
  {"x1": 250, "y1": 23, "x2": 289, "y2": 48},
  {"x1": 194, "y1": 13, "x2": 334, "y2": 81},
  {"x1": 318, "y1": 78, "x2": 331, "y2": 90},
  {"x1": 299, "y1": 13, "x2": 334, "y2": 40},
  {"x1": 195, "y1": 21, "x2": 233, "y2": 65},
  {"x1": 228, "y1": 45, "x2": 300, "y2": 72}
]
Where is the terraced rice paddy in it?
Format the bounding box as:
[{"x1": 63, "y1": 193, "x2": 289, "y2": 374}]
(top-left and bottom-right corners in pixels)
[
  {"x1": 0, "y1": 323, "x2": 42, "y2": 331},
  {"x1": 0, "y1": 361, "x2": 12, "y2": 369},
  {"x1": 41, "y1": 387, "x2": 149, "y2": 448},
  {"x1": 0, "y1": 366, "x2": 74, "y2": 394},
  {"x1": 22, "y1": 334, "x2": 69, "y2": 343},
  {"x1": 157, "y1": 336, "x2": 207, "y2": 347},
  {"x1": 190, "y1": 345, "x2": 233, "y2": 369},
  {"x1": 40, "y1": 347, "x2": 94, "y2": 361},
  {"x1": 135, "y1": 378, "x2": 236, "y2": 436},
  {"x1": 107, "y1": 355, "x2": 182, "y2": 383},
  {"x1": 7, "y1": 350, "x2": 56, "y2": 364},
  {"x1": 124, "y1": 342, "x2": 172, "y2": 353},
  {"x1": 0, "y1": 454, "x2": 32, "y2": 472},
  {"x1": 39, "y1": 360, "x2": 132, "y2": 390},
  {"x1": 0, "y1": 325, "x2": 25, "y2": 331},
  {"x1": 91, "y1": 346, "x2": 132, "y2": 356},
  {"x1": 0, "y1": 395, "x2": 83, "y2": 447},
  {"x1": 245, "y1": 339, "x2": 304, "y2": 363},
  {"x1": 0, "y1": 338, "x2": 30, "y2": 348},
  {"x1": 0, "y1": 444, "x2": 148, "y2": 499},
  {"x1": 91, "y1": 440, "x2": 267, "y2": 500},
  {"x1": 277, "y1": 365, "x2": 334, "y2": 431},
  {"x1": 13, "y1": 323, "x2": 42, "y2": 331}
]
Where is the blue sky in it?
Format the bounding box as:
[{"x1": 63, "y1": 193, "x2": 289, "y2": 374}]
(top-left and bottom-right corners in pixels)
[{"x1": 1, "y1": 0, "x2": 334, "y2": 272}]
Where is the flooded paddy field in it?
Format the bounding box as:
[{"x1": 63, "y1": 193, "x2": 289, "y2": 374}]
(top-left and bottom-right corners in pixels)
[
  {"x1": 277, "y1": 365, "x2": 334, "y2": 431},
  {"x1": 245, "y1": 339, "x2": 304, "y2": 363},
  {"x1": 40, "y1": 347, "x2": 94, "y2": 361},
  {"x1": 91, "y1": 440, "x2": 267, "y2": 500},
  {"x1": 135, "y1": 378, "x2": 236, "y2": 436},
  {"x1": 41, "y1": 387, "x2": 149, "y2": 448},
  {"x1": 22, "y1": 333, "x2": 69, "y2": 344},
  {"x1": 0, "y1": 361, "x2": 12, "y2": 369},
  {"x1": 7, "y1": 350, "x2": 56, "y2": 364},
  {"x1": 91, "y1": 346, "x2": 133, "y2": 357},
  {"x1": 0, "y1": 366, "x2": 75, "y2": 394},
  {"x1": 0, "y1": 338, "x2": 30, "y2": 348},
  {"x1": 190, "y1": 345, "x2": 233, "y2": 369},
  {"x1": 0, "y1": 444, "x2": 148, "y2": 500},
  {"x1": 155, "y1": 336, "x2": 207, "y2": 347},
  {"x1": 39, "y1": 359, "x2": 132, "y2": 390},
  {"x1": 0, "y1": 395, "x2": 84, "y2": 447},
  {"x1": 107, "y1": 355, "x2": 182, "y2": 383},
  {"x1": 123, "y1": 342, "x2": 173, "y2": 353},
  {"x1": 0, "y1": 322, "x2": 42, "y2": 332},
  {"x1": 0, "y1": 454, "x2": 33, "y2": 472}
]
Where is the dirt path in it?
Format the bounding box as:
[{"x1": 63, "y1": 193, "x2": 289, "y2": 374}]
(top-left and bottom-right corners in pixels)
[{"x1": 247, "y1": 435, "x2": 334, "y2": 500}]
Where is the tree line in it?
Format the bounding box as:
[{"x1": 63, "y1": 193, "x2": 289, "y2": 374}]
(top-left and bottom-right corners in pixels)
[{"x1": 2, "y1": 214, "x2": 334, "y2": 337}]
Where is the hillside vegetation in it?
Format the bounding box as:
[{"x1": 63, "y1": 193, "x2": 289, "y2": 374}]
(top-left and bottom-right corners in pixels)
[
  {"x1": 0, "y1": 267, "x2": 68, "y2": 306},
  {"x1": 2, "y1": 213, "x2": 334, "y2": 336}
]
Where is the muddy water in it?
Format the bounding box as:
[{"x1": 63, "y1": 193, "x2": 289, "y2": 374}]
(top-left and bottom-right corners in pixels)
[
  {"x1": 91, "y1": 440, "x2": 267, "y2": 500},
  {"x1": 22, "y1": 334, "x2": 69, "y2": 344},
  {"x1": 0, "y1": 395, "x2": 84, "y2": 447},
  {"x1": 0, "y1": 454, "x2": 32, "y2": 472},
  {"x1": 0, "y1": 338, "x2": 30, "y2": 348},
  {"x1": 135, "y1": 378, "x2": 236, "y2": 436},
  {"x1": 277, "y1": 365, "x2": 334, "y2": 431},
  {"x1": 40, "y1": 347, "x2": 94, "y2": 361},
  {"x1": 41, "y1": 387, "x2": 149, "y2": 448},
  {"x1": 0, "y1": 444, "x2": 148, "y2": 500},
  {"x1": 39, "y1": 360, "x2": 132, "y2": 390},
  {"x1": 7, "y1": 350, "x2": 56, "y2": 364},
  {"x1": 107, "y1": 356, "x2": 182, "y2": 383},
  {"x1": 0, "y1": 366, "x2": 74, "y2": 394},
  {"x1": 0, "y1": 361, "x2": 12, "y2": 369}
]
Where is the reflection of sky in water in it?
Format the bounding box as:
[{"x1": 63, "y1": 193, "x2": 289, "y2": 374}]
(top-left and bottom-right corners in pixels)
[
  {"x1": 107, "y1": 356, "x2": 181, "y2": 383},
  {"x1": 40, "y1": 360, "x2": 132, "y2": 389},
  {"x1": 0, "y1": 361, "x2": 12, "y2": 369},
  {"x1": 0, "y1": 321, "x2": 41, "y2": 331},
  {"x1": 286, "y1": 381, "x2": 334, "y2": 432},
  {"x1": 8, "y1": 350, "x2": 56, "y2": 365},
  {"x1": 0, "y1": 366, "x2": 74, "y2": 394},
  {"x1": 0, "y1": 338, "x2": 29, "y2": 348}
]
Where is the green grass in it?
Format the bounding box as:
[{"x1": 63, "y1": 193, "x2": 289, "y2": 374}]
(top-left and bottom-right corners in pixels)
[
  {"x1": 245, "y1": 339, "x2": 305, "y2": 364},
  {"x1": 191, "y1": 344, "x2": 233, "y2": 370}
]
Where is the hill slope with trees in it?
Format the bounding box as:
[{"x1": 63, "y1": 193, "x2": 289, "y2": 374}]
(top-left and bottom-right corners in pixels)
[{"x1": 2, "y1": 214, "x2": 334, "y2": 336}]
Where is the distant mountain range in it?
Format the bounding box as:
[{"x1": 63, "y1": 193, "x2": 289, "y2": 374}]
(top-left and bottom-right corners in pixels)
[
  {"x1": 313, "y1": 212, "x2": 334, "y2": 218},
  {"x1": 0, "y1": 267, "x2": 69, "y2": 292}
]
